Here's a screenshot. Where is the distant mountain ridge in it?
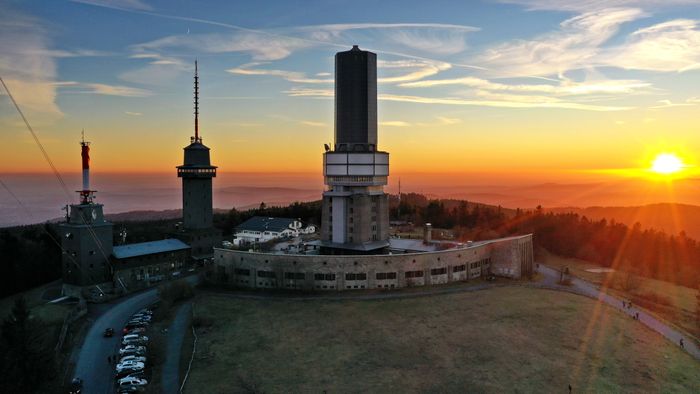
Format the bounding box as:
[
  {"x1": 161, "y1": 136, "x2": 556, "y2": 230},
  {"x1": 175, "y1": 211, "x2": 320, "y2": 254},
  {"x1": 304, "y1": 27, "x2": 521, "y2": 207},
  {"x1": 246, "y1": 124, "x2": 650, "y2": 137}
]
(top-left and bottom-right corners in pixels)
[{"x1": 546, "y1": 203, "x2": 700, "y2": 239}]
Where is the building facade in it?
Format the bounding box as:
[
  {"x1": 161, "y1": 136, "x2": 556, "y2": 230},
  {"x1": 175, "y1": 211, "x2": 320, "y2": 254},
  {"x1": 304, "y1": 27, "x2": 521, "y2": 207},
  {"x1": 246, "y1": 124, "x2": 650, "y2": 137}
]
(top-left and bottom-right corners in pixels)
[
  {"x1": 233, "y1": 216, "x2": 315, "y2": 246},
  {"x1": 320, "y1": 46, "x2": 390, "y2": 254},
  {"x1": 112, "y1": 239, "x2": 191, "y2": 289},
  {"x1": 214, "y1": 235, "x2": 534, "y2": 291}
]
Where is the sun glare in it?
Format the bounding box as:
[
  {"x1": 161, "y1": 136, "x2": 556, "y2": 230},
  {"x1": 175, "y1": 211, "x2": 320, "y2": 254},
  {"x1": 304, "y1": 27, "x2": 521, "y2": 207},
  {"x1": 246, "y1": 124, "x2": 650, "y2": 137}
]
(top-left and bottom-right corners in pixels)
[{"x1": 651, "y1": 153, "x2": 683, "y2": 175}]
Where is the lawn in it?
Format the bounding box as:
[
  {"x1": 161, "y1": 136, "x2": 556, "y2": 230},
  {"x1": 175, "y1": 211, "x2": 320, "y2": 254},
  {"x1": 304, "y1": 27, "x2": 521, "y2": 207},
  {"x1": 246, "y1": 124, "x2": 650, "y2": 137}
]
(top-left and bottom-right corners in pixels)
[
  {"x1": 540, "y1": 250, "x2": 699, "y2": 339},
  {"x1": 184, "y1": 287, "x2": 700, "y2": 393}
]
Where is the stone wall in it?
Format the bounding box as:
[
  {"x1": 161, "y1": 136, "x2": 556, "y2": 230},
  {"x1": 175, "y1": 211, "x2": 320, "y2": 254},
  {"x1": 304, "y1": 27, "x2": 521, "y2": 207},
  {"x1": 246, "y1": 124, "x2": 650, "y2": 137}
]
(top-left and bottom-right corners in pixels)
[{"x1": 214, "y1": 234, "x2": 533, "y2": 291}]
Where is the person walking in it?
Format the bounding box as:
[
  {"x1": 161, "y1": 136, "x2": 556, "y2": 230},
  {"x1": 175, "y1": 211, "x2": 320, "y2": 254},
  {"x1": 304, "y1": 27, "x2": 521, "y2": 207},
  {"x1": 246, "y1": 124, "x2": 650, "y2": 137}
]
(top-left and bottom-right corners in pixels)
[
  {"x1": 107, "y1": 355, "x2": 111, "y2": 364},
  {"x1": 680, "y1": 338, "x2": 685, "y2": 349}
]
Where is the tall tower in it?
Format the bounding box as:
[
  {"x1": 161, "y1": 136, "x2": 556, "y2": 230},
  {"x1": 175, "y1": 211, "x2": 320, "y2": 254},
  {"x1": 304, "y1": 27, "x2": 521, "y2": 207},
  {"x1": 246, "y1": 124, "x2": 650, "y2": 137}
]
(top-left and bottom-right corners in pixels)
[
  {"x1": 59, "y1": 134, "x2": 114, "y2": 295},
  {"x1": 176, "y1": 61, "x2": 219, "y2": 258},
  {"x1": 321, "y1": 45, "x2": 390, "y2": 254}
]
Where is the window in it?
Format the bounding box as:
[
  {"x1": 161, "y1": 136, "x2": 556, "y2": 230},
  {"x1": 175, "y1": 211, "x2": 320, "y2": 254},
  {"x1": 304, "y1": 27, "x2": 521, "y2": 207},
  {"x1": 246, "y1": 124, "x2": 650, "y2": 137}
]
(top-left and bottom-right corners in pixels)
[
  {"x1": 257, "y1": 270, "x2": 276, "y2": 279},
  {"x1": 234, "y1": 268, "x2": 250, "y2": 276},
  {"x1": 345, "y1": 273, "x2": 367, "y2": 281},
  {"x1": 314, "y1": 273, "x2": 336, "y2": 281},
  {"x1": 376, "y1": 272, "x2": 397, "y2": 280},
  {"x1": 405, "y1": 270, "x2": 424, "y2": 278},
  {"x1": 453, "y1": 265, "x2": 466, "y2": 272},
  {"x1": 284, "y1": 272, "x2": 305, "y2": 280},
  {"x1": 431, "y1": 267, "x2": 447, "y2": 275}
]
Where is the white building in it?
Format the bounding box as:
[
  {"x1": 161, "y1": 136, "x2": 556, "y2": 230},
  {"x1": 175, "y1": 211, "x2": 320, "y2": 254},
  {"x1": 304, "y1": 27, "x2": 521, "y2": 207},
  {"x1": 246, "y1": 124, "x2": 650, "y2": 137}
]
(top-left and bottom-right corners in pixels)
[{"x1": 233, "y1": 216, "x2": 315, "y2": 246}]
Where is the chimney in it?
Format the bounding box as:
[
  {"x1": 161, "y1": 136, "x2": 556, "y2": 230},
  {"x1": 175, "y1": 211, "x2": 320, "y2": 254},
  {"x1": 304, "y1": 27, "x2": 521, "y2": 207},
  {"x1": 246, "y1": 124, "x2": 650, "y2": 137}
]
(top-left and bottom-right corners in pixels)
[{"x1": 424, "y1": 223, "x2": 432, "y2": 244}]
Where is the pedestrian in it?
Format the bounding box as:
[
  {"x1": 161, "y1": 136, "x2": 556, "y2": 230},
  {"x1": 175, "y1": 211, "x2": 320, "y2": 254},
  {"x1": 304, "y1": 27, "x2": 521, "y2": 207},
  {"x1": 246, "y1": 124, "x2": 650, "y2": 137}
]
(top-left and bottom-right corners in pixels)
[
  {"x1": 622, "y1": 300, "x2": 626, "y2": 308},
  {"x1": 636, "y1": 312, "x2": 639, "y2": 320},
  {"x1": 107, "y1": 355, "x2": 111, "y2": 364},
  {"x1": 569, "y1": 384, "x2": 572, "y2": 393},
  {"x1": 680, "y1": 338, "x2": 684, "y2": 349}
]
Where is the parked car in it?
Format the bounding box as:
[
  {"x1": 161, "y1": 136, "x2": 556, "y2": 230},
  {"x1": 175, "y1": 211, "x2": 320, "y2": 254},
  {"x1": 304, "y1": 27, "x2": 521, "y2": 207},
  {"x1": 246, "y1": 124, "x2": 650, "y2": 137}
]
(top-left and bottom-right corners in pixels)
[
  {"x1": 119, "y1": 345, "x2": 146, "y2": 356},
  {"x1": 115, "y1": 361, "x2": 144, "y2": 374},
  {"x1": 117, "y1": 385, "x2": 146, "y2": 393},
  {"x1": 119, "y1": 355, "x2": 146, "y2": 364},
  {"x1": 119, "y1": 371, "x2": 146, "y2": 381},
  {"x1": 122, "y1": 338, "x2": 148, "y2": 347},
  {"x1": 103, "y1": 328, "x2": 114, "y2": 337},
  {"x1": 124, "y1": 326, "x2": 147, "y2": 334},
  {"x1": 122, "y1": 334, "x2": 149, "y2": 344},
  {"x1": 117, "y1": 376, "x2": 148, "y2": 387}
]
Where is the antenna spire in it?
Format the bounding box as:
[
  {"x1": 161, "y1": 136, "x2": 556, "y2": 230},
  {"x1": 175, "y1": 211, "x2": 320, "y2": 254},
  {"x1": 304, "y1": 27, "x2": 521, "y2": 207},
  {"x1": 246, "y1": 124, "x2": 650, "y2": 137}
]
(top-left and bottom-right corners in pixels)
[{"x1": 194, "y1": 60, "x2": 200, "y2": 143}]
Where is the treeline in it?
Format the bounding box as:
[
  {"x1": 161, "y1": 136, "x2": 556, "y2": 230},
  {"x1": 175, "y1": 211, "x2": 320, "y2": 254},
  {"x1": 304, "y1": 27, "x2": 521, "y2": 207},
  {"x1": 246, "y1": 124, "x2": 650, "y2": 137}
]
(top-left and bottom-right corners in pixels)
[
  {"x1": 502, "y1": 210, "x2": 700, "y2": 287},
  {"x1": 391, "y1": 197, "x2": 700, "y2": 287},
  {"x1": 0, "y1": 225, "x2": 62, "y2": 299}
]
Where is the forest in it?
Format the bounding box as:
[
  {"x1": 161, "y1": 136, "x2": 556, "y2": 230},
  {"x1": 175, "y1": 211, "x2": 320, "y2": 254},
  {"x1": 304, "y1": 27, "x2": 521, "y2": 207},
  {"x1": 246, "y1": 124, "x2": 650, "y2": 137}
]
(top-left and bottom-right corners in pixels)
[{"x1": 2, "y1": 195, "x2": 699, "y2": 300}]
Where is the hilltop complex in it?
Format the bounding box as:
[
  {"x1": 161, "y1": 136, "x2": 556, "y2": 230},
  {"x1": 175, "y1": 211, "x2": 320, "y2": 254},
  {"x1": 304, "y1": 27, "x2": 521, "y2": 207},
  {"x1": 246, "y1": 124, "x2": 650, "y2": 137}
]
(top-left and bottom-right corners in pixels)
[
  {"x1": 57, "y1": 47, "x2": 533, "y2": 299},
  {"x1": 213, "y1": 46, "x2": 534, "y2": 291}
]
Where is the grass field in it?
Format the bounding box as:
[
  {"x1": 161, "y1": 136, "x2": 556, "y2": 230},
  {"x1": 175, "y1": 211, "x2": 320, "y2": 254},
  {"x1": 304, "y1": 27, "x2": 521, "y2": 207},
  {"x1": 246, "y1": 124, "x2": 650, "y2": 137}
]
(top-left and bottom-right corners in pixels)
[
  {"x1": 184, "y1": 287, "x2": 700, "y2": 393},
  {"x1": 540, "y1": 250, "x2": 699, "y2": 339},
  {"x1": 0, "y1": 280, "x2": 72, "y2": 325}
]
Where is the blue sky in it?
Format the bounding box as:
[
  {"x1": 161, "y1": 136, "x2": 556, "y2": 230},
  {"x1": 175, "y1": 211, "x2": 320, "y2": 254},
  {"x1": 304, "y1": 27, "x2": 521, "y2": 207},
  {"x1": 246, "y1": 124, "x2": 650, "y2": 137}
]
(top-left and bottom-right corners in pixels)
[{"x1": 1, "y1": 0, "x2": 700, "y2": 176}]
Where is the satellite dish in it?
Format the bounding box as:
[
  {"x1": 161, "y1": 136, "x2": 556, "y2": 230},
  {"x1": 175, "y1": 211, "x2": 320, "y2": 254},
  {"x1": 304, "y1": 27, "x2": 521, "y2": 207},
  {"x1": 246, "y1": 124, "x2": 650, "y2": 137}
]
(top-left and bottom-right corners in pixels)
[{"x1": 324, "y1": 143, "x2": 330, "y2": 152}]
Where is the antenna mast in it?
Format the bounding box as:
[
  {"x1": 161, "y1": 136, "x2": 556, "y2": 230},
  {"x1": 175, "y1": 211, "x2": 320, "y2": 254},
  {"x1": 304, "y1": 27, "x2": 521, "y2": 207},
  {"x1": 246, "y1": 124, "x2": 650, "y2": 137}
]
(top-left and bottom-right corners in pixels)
[{"x1": 194, "y1": 60, "x2": 200, "y2": 143}]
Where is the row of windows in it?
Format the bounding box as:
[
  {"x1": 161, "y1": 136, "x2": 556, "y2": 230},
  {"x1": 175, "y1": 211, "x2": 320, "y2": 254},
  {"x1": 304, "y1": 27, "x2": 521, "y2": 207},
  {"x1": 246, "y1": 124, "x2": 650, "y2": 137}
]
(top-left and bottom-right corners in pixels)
[
  {"x1": 376, "y1": 272, "x2": 397, "y2": 280},
  {"x1": 314, "y1": 273, "x2": 336, "y2": 281},
  {"x1": 405, "y1": 270, "x2": 424, "y2": 278},
  {"x1": 430, "y1": 267, "x2": 447, "y2": 276},
  {"x1": 345, "y1": 273, "x2": 367, "y2": 281},
  {"x1": 237, "y1": 264, "x2": 489, "y2": 281},
  {"x1": 284, "y1": 272, "x2": 305, "y2": 280}
]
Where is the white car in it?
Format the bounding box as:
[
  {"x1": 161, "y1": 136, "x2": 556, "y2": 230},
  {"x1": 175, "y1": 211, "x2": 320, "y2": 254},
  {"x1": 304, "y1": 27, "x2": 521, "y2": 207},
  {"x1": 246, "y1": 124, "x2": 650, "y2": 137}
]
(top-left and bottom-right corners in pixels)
[
  {"x1": 118, "y1": 376, "x2": 148, "y2": 387},
  {"x1": 115, "y1": 361, "x2": 144, "y2": 373},
  {"x1": 122, "y1": 335, "x2": 148, "y2": 345},
  {"x1": 119, "y1": 345, "x2": 146, "y2": 355},
  {"x1": 119, "y1": 355, "x2": 146, "y2": 364}
]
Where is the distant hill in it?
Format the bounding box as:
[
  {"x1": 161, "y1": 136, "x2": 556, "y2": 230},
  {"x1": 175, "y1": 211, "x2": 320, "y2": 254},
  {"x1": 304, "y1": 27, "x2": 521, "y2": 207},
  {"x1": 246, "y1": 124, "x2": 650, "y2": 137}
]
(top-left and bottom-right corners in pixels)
[{"x1": 546, "y1": 203, "x2": 700, "y2": 239}]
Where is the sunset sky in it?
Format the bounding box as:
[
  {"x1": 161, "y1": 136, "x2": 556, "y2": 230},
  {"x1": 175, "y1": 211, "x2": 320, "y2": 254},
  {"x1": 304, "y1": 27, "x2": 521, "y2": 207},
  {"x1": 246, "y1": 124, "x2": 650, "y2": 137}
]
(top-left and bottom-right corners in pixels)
[{"x1": 1, "y1": 0, "x2": 700, "y2": 184}]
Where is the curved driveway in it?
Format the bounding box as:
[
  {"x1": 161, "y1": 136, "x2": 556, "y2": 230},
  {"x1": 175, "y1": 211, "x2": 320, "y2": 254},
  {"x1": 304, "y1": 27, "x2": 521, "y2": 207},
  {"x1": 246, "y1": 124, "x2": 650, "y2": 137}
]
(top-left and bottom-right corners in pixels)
[{"x1": 72, "y1": 276, "x2": 199, "y2": 394}]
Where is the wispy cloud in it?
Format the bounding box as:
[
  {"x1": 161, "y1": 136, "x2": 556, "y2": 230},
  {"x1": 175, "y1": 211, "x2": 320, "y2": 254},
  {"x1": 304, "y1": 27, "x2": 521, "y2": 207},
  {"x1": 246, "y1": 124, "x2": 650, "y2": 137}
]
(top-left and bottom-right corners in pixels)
[
  {"x1": 380, "y1": 121, "x2": 412, "y2": 127},
  {"x1": 227, "y1": 63, "x2": 332, "y2": 84},
  {"x1": 400, "y1": 75, "x2": 651, "y2": 96},
  {"x1": 479, "y1": 7, "x2": 647, "y2": 77},
  {"x1": 0, "y1": 7, "x2": 62, "y2": 119},
  {"x1": 284, "y1": 88, "x2": 631, "y2": 111},
  {"x1": 436, "y1": 116, "x2": 462, "y2": 125},
  {"x1": 649, "y1": 98, "x2": 698, "y2": 109},
  {"x1": 499, "y1": 0, "x2": 696, "y2": 12},
  {"x1": 125, "y1": 111, "x2": 142, "y2": 116},
  {"x1": 605, "y1": 19, "x2": 700, "y2": 72},
  {"x1": 70, "y1": 0, "x2": 152, "y2": 11},
  {"x1": 296, "y1": 23, "x2": 479, "y2": 55},
  {"x1": 55, "y1": 81, "x2": 152, "y2": 97},
  {"x1": 300, "y1": 120, "x2": 326, "y2": 127}
]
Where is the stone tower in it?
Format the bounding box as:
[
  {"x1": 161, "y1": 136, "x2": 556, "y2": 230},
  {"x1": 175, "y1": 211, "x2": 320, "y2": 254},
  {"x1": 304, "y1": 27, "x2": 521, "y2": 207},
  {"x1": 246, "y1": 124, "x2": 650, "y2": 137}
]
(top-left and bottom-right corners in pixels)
[
  {"x1": 320, "y1": 45, "x2": 390, "y2": 254},
  {"x1": 59, "y1": 134, "x2": 114, "y2": 296},
  {"x1": 176, "y1": 61, "x2": 220, "y2": 259}
]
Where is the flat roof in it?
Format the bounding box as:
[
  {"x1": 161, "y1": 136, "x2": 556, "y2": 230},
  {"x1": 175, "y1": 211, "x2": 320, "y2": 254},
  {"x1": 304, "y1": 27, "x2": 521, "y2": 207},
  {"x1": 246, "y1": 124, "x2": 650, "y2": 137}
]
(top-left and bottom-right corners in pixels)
[{"x1": 113, "y1": 238, "x2": 190, "y2": 259}]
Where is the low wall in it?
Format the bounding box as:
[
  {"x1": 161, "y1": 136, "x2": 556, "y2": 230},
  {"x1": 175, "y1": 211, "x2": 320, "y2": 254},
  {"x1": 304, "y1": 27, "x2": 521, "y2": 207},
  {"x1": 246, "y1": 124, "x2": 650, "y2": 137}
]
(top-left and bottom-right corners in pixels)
[{"x1": 213, "y1": 234, "x2": 533, "y2": 291}]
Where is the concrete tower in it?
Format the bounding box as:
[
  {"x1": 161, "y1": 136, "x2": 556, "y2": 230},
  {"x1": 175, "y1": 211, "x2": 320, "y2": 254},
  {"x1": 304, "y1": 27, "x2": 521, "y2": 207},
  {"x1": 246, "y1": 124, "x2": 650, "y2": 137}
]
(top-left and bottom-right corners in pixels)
[
  {"x1": 176, "y1": 61, "x2": 220, "y2": 258},
  {"x1": 320, "y1": 45, "x2": 390, "y2": 254},
  {"x1": 59, "y1": 133, "x2": 114, "y2": 295}
]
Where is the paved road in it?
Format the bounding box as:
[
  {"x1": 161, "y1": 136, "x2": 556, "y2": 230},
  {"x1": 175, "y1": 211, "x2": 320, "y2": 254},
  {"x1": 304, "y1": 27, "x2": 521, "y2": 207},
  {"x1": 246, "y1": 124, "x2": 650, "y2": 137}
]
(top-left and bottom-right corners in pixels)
[
  {"x1": 72, "y1": 275, "x2": 199, "y2": 394},
  {"x1": 161, "y1": 302, "x2": 192, "y2": 394},
  {"x1": 72, "y1": 289, "x2": 159, "y2": 394},
  {"x1": 537, "y1": 265, "x2": 700, "y2": 361}
]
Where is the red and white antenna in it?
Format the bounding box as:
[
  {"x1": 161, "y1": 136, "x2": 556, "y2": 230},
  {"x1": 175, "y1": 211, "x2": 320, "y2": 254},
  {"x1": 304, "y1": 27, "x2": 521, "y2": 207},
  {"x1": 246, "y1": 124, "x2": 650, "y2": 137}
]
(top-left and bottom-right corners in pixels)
[{"x1": 78, "y1": 130, "x2": 95, "y2": 204}]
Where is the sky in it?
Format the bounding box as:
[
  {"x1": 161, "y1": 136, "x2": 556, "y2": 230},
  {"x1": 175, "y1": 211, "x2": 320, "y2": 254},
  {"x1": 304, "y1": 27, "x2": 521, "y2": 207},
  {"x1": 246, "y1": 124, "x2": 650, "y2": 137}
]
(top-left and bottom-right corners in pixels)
[{"x1": 1, "y1": 0, "x2": 700, "y2": 187}]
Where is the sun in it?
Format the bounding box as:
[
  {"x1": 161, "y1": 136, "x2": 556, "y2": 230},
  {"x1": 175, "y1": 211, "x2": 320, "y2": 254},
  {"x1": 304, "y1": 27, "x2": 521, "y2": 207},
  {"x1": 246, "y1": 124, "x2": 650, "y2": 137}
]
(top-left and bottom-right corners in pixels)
[{"x1": 651, "y1": 153, "x2": 684, "y2": 175}]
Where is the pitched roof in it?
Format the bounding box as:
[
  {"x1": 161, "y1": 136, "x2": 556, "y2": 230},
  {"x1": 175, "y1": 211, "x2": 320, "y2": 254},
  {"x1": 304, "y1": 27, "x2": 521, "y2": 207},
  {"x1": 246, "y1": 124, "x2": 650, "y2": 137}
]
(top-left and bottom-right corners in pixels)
[
  {"x1": 236, "y1": 216, "x2": 297, "y2": 233},
  {"x1": 113, "y1": 238, "x2": 190, "y2": 259}
]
